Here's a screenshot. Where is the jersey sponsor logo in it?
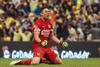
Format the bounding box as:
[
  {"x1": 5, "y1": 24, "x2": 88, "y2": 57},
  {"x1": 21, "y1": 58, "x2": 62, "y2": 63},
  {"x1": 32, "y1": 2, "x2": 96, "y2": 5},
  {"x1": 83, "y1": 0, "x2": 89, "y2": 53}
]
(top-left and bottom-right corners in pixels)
[
  {"x1": 41, "y1": 30, "x2": 50, "y2": 37},
  {"x1": 48, "y1": 25, "x2": 51, "y2": 28}
]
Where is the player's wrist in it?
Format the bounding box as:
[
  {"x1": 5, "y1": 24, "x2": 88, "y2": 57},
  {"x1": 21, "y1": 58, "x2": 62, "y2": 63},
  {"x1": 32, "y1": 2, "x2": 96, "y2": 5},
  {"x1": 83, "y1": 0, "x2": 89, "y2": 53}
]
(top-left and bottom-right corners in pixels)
[
  {"x1": 60, "y1": 41, "x2": 68, "y2": 48},
  {"x1": 59, "y1": 41, "x2": 63, "y2": 45},
  {"x1": 40, "y1": 40, "x2": 43, "y2": 45},
  {"x1": 40, "y1": 40, "x2": 42, "y2": 43},
  {"x1": 36, "y1": 40, "x2": 42, "y2": 44},
  {"x1": 40, "y1": 40, "x2": 48, "y2": 47}
]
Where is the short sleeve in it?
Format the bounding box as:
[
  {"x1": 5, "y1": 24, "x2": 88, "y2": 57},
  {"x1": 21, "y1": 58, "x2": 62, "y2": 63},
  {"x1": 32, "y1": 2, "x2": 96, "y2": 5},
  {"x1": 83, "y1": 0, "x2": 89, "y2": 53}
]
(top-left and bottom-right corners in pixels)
[
  {"x1": 33, "y1": 20, "x2": 41, "y2": 32},
  {"x1": 34, "y1": 21, "x2": 41, "y2": 29}
]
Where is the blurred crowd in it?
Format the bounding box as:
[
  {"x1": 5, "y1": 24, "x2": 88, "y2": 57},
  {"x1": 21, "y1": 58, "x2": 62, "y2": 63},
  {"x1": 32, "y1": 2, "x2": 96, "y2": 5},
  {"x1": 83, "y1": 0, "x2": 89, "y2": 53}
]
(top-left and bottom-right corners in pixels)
[{"x1": 0, "y1": 0, "x2": 100, "y2": 42}]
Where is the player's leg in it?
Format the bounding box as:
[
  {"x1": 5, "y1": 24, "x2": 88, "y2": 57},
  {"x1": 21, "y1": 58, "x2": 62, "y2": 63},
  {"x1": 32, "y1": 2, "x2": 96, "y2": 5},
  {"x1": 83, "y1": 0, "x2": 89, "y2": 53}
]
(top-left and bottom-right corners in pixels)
[
  {"x1": 40, "y1": 57, "x2": 52, "y2": 64},
  {"x1": 21, "y1": 47, "x2": 44, "y2": 65},
  {"x1": 10, "y1": 58, "x2": 40, "y2": 65},
  {"x1": 10, "y1": 60, "x2": 22, "y2": 65},
  {"x1": 10, "y1": 59, "x2": 32, "y2": 65},
  {"x1": 46, "y1": 48, "x2": 62, "y2": 64},
  {"x1": 30, "y1": 57, "x2": 41, "y2": 65},
  {"x1": 10, "y1": 47, "x2": 44, "y2": 65},
  {"x1": 53, "y1": 56, "x2": 62, "y2": 64},
  {"x1": 20, "y1": 57, "x2": 41, "y2": 65},
  {"x1": 30, "y1": 47, "x2": 44, "y2": 65}
]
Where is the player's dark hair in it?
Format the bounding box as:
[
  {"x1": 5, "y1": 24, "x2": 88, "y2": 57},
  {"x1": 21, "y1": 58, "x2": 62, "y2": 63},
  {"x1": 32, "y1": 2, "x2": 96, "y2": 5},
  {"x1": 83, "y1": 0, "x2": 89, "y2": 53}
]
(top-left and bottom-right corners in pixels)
[{"x1": 40, "y1": 7, "x2": 48, "y2": 13}]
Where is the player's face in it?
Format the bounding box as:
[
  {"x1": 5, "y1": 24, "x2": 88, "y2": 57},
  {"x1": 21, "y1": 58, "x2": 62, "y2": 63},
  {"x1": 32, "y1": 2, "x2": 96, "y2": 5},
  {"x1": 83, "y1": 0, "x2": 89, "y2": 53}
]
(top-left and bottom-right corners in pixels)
[{"x1": 40, "y1": 8, "x2": 50, "y2": 20}]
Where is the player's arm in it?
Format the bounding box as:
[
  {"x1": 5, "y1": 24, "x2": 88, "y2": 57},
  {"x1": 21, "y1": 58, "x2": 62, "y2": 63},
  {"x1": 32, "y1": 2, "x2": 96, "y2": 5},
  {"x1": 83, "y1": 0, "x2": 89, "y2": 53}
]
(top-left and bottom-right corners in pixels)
[
  {"x1": 50, "y1": 33, "x2": 61, "y2": 44},
  {"x1": 33, "y1": 28, "x2": 41, "y2": 43},
  {"x1": 50, "y1": 33, "x2": 68, "y2": 48},
  {"x1": 34, "y1": 27, "x2": 48, "y2": 47}
]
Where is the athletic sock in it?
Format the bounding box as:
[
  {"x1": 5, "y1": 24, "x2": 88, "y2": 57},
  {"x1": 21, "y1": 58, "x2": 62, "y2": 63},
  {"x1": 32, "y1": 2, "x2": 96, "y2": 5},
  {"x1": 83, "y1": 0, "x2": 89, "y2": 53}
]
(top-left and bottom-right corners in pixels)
[
  {"x1": 20, "y1": 59, "x2": 32, "y2": 65},
  {"x1": 40, "y1": 58, "x2": 51, "y2": 64},
  {"x1": 20, "y1": 58, "x2": 51, "y2": 65}
]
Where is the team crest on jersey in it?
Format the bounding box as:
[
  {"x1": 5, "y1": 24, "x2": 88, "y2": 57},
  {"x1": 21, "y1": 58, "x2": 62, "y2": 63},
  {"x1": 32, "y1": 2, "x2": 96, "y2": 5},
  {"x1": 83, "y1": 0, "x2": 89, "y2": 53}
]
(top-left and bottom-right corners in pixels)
[
  {"x1": 37, "y1": 53, "x2": 40, "y2": 56},
  {"x1": 48, "y1": 25, "x2": 51, "y2": 28}
]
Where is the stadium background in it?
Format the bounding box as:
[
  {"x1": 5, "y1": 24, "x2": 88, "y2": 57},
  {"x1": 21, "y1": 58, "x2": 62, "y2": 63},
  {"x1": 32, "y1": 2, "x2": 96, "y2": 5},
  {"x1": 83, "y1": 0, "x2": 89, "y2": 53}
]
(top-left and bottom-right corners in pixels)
[
  {"x1": 0, "y1": 0, "x2": 100, "y2": 42},
  {"x1": 0, "y1": 0, "x2": 100, "y2": 67}
]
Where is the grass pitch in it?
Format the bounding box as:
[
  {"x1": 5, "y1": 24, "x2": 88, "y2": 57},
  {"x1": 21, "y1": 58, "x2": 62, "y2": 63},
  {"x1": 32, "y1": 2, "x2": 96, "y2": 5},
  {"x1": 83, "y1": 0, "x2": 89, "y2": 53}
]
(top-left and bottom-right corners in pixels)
[{"x1": 0, "y1": 58, "x2": 100, "y2": 67}]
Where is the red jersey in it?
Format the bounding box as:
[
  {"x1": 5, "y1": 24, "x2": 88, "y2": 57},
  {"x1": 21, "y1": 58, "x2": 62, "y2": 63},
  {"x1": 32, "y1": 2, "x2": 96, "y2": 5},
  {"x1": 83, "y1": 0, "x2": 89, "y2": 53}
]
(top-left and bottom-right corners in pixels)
[{"x1": 33, "y1": 18, "x2": 53, "y2": 48}]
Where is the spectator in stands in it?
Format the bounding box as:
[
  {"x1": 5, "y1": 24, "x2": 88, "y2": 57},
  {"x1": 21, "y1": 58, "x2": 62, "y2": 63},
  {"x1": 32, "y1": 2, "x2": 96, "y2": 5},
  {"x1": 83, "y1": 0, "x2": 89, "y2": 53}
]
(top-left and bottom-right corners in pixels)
[
  {"x1": 67, "y1": 0, "x2": 73, "y2": 13},
  {"x1": 0, "y1": 13, "x2": 5, "y2": 24},
  {"x1": 21, "y1": 1, "x2": 30, "y2": 14},
  {"x1": 91, "y1": 0, "x2": 99, "y2": 14},
  {"x1": 3, "y1": 34, "x2": 10, "y2": 41},
  {"x1": 0, "y1": 0, "x2": 100, "y2": 42},
  {"x1": 29, "y1": 0, "x2": 38, "y2": 11},
  {"x1": 88, "y1": 24, "x2": 100, "y2": 41},
  {"x1": 77, "y1": 26, "x2": 85, "y2": 41},
  {"x1": 0, "y1": 21, "x2": 9, "y2": 41},
  {"x1": 87, "y1": 12, "x2": 97, "y2": 24},
  {"x1": 0, "y1": 22, "x2": 4, "y2": 41},
  {"x1": 6, "y1": 4, "x2": 17, "y2": 18},
  {"x1": 67, "y1": 24, "x2": 78, "y2": 41},
  {"x1": 82, "y1": 23, "x2": 88, "y2": 41},
  {"x1": 20, "y1": 29, "x2": 32, "y2": 41},
  {"x1": 56, "y1": 16, "x2": 69, "y2": 41},
  {"x1": 32, "y1": 2, "x2": 42, "y2": 21},
  {"x1": 9, "y1": 22, "x2": 16, "y2": 41},
  {"x1": 65, "y1": 8, "x2": 71, "y2": 20},
  {"x1": 12, "y1": 0, "x2": 21, "y2": 8},
  {"x1": 0, "y1": 4, "x2": 5, "y2": 14},
  {"x1": 5, "y1": 13, "x2": 20, "y2": 29},
  {"x1": 13, "y1": 26, "x2": 21, "y2": 41},
  {"x1": 20, "y1": 15, "x2": 32, "y2": 29}
]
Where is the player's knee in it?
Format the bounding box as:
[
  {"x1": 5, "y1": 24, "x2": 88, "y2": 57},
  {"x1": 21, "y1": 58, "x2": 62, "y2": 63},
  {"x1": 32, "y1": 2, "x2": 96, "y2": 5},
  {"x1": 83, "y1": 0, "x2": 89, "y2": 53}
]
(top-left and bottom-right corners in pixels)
[
  {"x1": 56, "y1": 60, "x2": 63, "y2": 64},
  {"x1": 58, "y1": 61, "x2": 63, "y2": 64},
  {"x1": 31, "y1": 62, "x2": 40, "y2": 65},
  {"x1": 31, "y1": 57, "x2": 40, "y2": 65},
  {"x1": 54, "y1": 57, "x2": 63, "y2": 64}
]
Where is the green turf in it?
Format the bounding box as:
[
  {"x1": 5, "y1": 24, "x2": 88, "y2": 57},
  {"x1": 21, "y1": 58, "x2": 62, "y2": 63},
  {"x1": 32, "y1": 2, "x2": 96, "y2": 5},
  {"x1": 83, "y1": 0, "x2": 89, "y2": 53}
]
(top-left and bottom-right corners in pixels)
[{"x1": 0, "y1": 58, "x2": 100, "y2": 67}]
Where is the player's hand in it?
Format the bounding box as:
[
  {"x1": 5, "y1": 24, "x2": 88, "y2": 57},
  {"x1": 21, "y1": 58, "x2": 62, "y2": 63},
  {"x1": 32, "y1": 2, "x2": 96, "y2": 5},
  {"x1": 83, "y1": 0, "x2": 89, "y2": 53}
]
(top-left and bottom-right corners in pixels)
[
  {"x1": 61, "y1": 42, "x2": 68, "y2": 48},
  {"x1": 41, "y1": 40, "x2": 48, "y2": 47}
]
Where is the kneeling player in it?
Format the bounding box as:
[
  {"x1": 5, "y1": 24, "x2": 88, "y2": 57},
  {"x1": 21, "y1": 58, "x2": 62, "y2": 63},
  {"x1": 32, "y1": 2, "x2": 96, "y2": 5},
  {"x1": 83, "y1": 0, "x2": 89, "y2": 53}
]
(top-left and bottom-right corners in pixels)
[{"x1": 10, "y1": 7, "x2": 68, "y2": 65}]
